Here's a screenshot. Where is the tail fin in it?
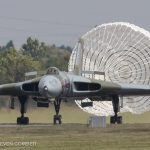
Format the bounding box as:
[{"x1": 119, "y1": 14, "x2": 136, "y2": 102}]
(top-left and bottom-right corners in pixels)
[{"x1": 74, "y1": 38, "x2": 84, "y2": 76}]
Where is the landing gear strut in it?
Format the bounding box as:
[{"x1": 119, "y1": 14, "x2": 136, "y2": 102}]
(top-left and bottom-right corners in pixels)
[
  {"x1": 17, "y1": 96, "x2": 29, "y2": 125},
  {"x1": 53, "y1": 98, "x2": 62, "y2": 124},
  {"x1": 110, "y1": 95, "x2": 122, "y2": 124}
]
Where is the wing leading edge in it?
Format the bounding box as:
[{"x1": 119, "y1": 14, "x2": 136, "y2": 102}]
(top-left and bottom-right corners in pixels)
[
  {"x1": 0, "y1": 77, "x2": 41, "y2": 96},
  {"x1": 95, "y1": 79, "x2": 150, "y2": 96}
]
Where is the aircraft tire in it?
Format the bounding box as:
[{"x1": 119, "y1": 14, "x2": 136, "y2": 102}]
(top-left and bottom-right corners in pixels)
[
  {"x1": 17, "y1": 117, "x2": 29, "y2": 125},
  {"x1": 117, "y1": 116, "x2": 122, "y2": 124},
  {"x1": 53, "y1": 115, "x2": 62, "y2": 124},
  {"x1": 110, "y1": 116, "x2": 116, "y2": 124},
  {"x1": 58, "y1": 115, "x2": 62, "y2": 124}
]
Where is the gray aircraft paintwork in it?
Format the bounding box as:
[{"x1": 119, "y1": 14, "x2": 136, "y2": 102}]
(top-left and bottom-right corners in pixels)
[{"x1": 0, "y1": 67, "x2": 150, "y2": 101}]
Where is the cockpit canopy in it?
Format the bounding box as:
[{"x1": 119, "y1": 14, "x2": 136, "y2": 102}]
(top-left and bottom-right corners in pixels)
[{"x1": 46, "y1": 67, "x2": 60, "y2": 75}]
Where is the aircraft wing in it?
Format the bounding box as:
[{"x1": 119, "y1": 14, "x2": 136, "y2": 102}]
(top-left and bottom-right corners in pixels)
[
  {"x1": 72, "y1": 76, "x2": 150, "y2": 98},
  {"x1": 0, "y1": 71, "x2": 150, "y2": 98},
  {"x1": 95, "y1": 79, "x2": 150, "y2": 96},
  {"x1": 116, "y1": 82, "x2": 150, "y2": 96},
  {"x1": 0, "y1": 77, "x2": 41, "y2": 96}
]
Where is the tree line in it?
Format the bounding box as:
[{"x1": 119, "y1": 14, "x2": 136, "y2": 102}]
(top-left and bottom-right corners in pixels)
[{"x1": 0, "y1": 37, "x2": 72, "y2": 84}]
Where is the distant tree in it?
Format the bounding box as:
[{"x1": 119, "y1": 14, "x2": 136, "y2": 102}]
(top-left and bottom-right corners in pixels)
[
  {"x1": 22, "y1": 37, "x2": 48, "y2": 59},
  {"x1": 5, "y1": 40, "x2": 14, "y2": 49},
  {"x1": 0, "y1": 40, "x2": 15, "y2": 52},
  {"x1": 22, "y1": 37, "x2": 71, "y2": 71},
  {"x1": 59, "y1": 45, "x2": 65, "y2": 49},
  {"x1": 51, "y1": 44, "x2": 56, "y2": 49},
  {"x1": 66, "y1": 46, "x2": 72, "y2": 52},
  {"x1": 0, "y1": 48, "x2": 41, "y2": 83},
  {"x1": 59, "y1": 45, "x2": 72, "y2": 52}
]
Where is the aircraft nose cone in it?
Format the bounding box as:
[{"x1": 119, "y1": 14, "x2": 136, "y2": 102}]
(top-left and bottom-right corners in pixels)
[{"x1": 39, "y1": 76, "x2": 62, "y2": 98}]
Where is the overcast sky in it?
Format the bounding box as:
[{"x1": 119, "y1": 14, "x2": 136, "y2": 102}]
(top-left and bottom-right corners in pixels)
[{"x1": 0, "y1": 0, "x2": 149, "y2": 48}]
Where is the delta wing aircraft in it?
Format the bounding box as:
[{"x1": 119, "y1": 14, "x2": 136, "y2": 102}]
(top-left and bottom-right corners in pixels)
[
  {"x1": 0, "y1": 66, "x2": 150, "y2": 125},
  {"x1": 1, "y1": 39, "x2": 150, "y2": 125}
]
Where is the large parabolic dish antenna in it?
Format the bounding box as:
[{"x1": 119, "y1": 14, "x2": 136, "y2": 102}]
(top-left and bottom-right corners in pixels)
[{"x1": 68, "y1": 22, "x2": 150, "y2": 116}]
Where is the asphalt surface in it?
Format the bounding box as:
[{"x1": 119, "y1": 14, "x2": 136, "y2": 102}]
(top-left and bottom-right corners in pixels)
[{"x1": 0, "y1": 123, "x2": 53, "y2": 128}]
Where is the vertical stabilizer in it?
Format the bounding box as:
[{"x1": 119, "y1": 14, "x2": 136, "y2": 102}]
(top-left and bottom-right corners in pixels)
[{"x1": 74, "y1": 38, "x2": 84, "y2": 76}]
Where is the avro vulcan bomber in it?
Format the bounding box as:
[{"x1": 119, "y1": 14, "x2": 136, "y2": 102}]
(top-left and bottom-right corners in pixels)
[{"x1": 1, "y1": 65, "x2": 150, "y2": 124}]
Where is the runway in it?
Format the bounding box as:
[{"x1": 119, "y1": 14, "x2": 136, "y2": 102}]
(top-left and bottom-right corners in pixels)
[{"x1": 0, "y1": 123, "x2": 53, "y2": 128}]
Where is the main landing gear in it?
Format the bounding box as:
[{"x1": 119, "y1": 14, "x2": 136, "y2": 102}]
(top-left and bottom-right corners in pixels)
[
  {"x1": 53, "y1": 98, "x2": 62, "y2": 124},
  {"x1": 17, "y1": 96, "x2": 29, "y2": 125},
  {"x1": 110, "y1": 95, "x2": 122, "y2": 124}
]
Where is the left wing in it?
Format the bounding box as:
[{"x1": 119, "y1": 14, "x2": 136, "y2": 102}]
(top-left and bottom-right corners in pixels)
[
  {"x1": 71, "y1": 75, "x2": 150, "y2": 98},
  {"x1": 97, "y1": 79, "x2": 150, "y2": 96},
  {"x1": 0, "y1": 77, "x2": 41, "y2": 96}
]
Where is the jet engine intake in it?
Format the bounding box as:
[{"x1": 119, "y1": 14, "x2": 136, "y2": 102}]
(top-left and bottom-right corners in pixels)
[{"x1": 74, "y1": 82, "x2": 101, "y2": 91}]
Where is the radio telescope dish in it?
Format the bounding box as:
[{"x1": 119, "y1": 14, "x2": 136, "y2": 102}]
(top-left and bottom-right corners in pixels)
[{"x1": 69, "y1": 22, "x2": 150, "y2": 116}]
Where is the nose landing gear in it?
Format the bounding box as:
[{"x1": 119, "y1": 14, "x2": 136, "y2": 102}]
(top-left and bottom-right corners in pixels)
[{"x1": 53, "y1": 98, "x2": 62, "y2": 124}]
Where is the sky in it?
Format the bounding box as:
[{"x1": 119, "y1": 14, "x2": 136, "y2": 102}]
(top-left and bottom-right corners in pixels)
[{"x1": 0, "y1": 0, "x2": 149, "y2": 48}]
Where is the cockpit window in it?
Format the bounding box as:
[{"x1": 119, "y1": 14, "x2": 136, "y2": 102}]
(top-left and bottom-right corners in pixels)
[{"x1": 46, "y1": 67, "x2": 60, "y2": 75}]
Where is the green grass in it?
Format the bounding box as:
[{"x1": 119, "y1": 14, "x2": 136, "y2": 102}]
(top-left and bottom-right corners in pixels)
[
  {"x1": 0, "y1": 103, "x2": 90, "y2": 124},
  {"x1": 0, "y1": 104, "x2": 150, "y2": 149},
  {"x1": 0, "y1": 103, "x2": 150, "y2": 124},
  {"x1": 0, "y1": 124, "x2": 150, "y2": 150}
]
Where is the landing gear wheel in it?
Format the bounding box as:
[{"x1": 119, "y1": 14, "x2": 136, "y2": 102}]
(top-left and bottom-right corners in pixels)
[
  {"x1": 117, "y1": 116, "x2": 122, "y2": 124},
  {"x1": 110, "y1": 116, "x2": 116, "y2": 124},
  {"x1": 53, "y1": 98, "x2": 62, "y2": 125},
  {"x1": 110, "y1": 116, "x2": 122, "y2": 124},
  {"x1": 17, "y1": 96, "x2": 29, "y2": 125},
  {"x1": 17, "y1": 117, "x2": 29, "y2": 125},
  {"x1": 110, "y1": 95, "x2": 123, "y2": 125},
  {"x1": 53, "y1": 115, "x2": 62, "y2": 125}
]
